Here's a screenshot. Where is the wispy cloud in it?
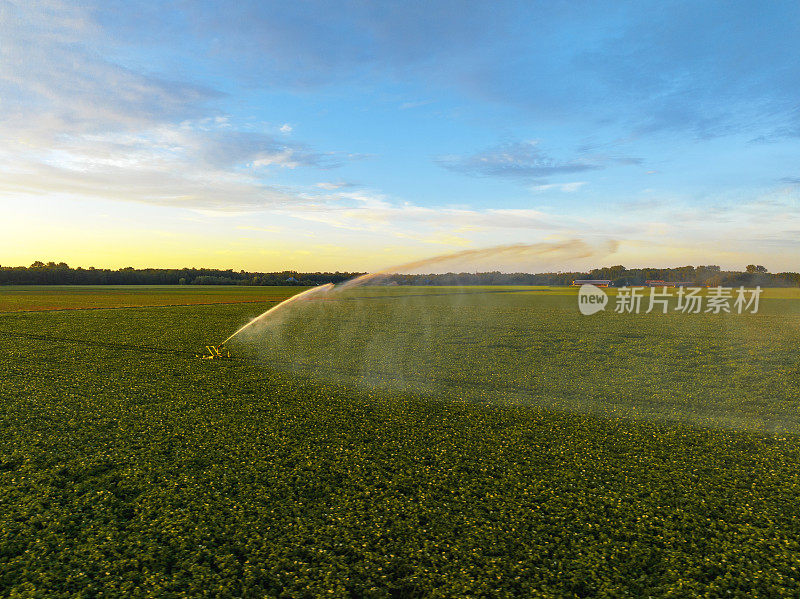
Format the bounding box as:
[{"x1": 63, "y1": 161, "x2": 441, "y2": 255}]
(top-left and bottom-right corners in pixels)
[
  {"x1": 0, "y1": 156, "x2": 294, "y2": 211},
  {"x1": 236, "y1": 225, "x2": 284, "y2": 233},
  {"x1": 0, "y1": 116, "x2": 352, "y2": 211},
  {"x1": 400, "y1": 100, "x2": 433, "y2": 110},
  {"x1": 0, "y1": 1, "x2": 217, "y2": 140},
  {"x1": 315, "y1": 181, "x2": 356, "y2": 190},
  {"x1": 172, "y1": 2, "x2": 800, "y2": 139},
  {"x1": 278, "y1": 191, "x2": 561, "y2": 237},
  {"x1": 530, "y1": 182, "x2": 587, "y2": 193},
  {"x1": 0, "y1": 1, "x2": 359, "y2": 213},
  {"x1": 436, "y1": 141, "x2": 601, "y2": 180}
]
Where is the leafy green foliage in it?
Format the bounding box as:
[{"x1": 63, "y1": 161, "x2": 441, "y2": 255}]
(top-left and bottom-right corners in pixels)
[{"x1": 1, "y1": 288, "x2": 800, "y2": 597}]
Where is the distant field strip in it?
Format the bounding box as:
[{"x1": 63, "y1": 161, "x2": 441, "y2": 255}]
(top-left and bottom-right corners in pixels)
[
  {"x1": 3, "y1": 285, "x2": 799, "y2": 312},
  {"x1": 0, "y1": 299, "x2": 280, "y2": 313},
  {"x1": 0, "y1": 285, "x2": 545, "y2": 311},
  {"x1": 0, "y1": 285, "x2": 300, "y2": 312}
]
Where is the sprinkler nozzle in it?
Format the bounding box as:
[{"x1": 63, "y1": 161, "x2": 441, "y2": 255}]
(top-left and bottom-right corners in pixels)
[{"x1": 197, "y1": 345, "x2": 231, "y2": 360}]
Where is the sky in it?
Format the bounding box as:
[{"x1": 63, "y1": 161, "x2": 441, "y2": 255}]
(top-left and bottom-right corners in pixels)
[{"x1": 2, "y1": 0, "x2": 799, "y2": 273}]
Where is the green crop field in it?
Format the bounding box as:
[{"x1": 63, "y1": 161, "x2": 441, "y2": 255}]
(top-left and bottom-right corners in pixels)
[{"x1": 2, "y1": 285, "x2": 800, "y2": 597}]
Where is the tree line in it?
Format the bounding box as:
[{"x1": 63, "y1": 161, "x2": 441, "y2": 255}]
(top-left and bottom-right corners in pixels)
[
  {"x1": 0, "y1": 262, "x2": 361, "y2": 286},
  {"x1": 1, "y1": 261, "x2": 798, "y2": 287},
  {"x1": 383, "y1": 265, "x2": 800, "y2": 287}
]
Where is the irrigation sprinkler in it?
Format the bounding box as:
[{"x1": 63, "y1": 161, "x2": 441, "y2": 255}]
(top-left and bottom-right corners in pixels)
[
  {"x1": 197, "y1": 345, "x2": 231, "y2": 360},
  {"x1": 201, "y1": 283, "x2": 335, "y2": 360}
]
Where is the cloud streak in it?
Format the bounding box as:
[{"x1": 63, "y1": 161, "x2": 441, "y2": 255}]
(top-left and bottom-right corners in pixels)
[
  {"x1": 436, "y1": 141, "x2": 601, "y2": 180},
  {"x1": 279, "y1": 191, "x2": 561, "y2": 235},
  {"x1": 0, "y1": 116, "x2": 355, "y2": 211},
  {"x1": 161, "y1": 1, "x2": 800, "y2": 140},
  {"x1": 0, "y1": 1, "x2": 362, "y2": 214},
  {"x1": 1, "y1": 0, "x2": 217, "y2": 140}
]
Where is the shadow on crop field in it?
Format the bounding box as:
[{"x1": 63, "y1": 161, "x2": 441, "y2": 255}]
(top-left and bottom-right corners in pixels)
[
  {"x1": 0, "y1": 329, "x2": 199, "y2": 357},
  {"x1": 226, "y1": 286, "x2": 800, "y2": 436}
]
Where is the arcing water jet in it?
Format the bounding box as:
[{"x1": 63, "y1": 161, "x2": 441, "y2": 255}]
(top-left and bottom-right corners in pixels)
[
  {"x1": 199, "y1": 283, "x2": 334, "y2": 359},
  {"x1": 217, "y1": 283, "x2": 334, "y2": 349},
  {"x1": 208, "y1": 239, "x2": 616, "y2": 358},
  {"x1": 340, "y1": 239, "x2": 613, "y2": 289}
]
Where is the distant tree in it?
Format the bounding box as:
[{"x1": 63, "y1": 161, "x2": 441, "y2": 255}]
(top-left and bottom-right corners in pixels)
[
  {"x1": 192, "y1": 275, "x2": 240, "y2": 285},
  {"x1": 745, "y1": 265, "x2": 768, "y2": 274},
  {"x1": 612, "y1": 276, "x2": 640, "y2": 287}
]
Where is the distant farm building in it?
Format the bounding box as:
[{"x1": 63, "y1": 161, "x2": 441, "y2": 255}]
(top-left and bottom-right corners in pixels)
[{"x1": 571, "y1": 279, "x2": 612, "y2": 287}]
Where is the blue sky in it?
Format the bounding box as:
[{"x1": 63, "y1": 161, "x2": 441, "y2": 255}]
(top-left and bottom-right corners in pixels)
[{"x1": 2, "y1": 0, "x2": 799, "y2": 271}]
